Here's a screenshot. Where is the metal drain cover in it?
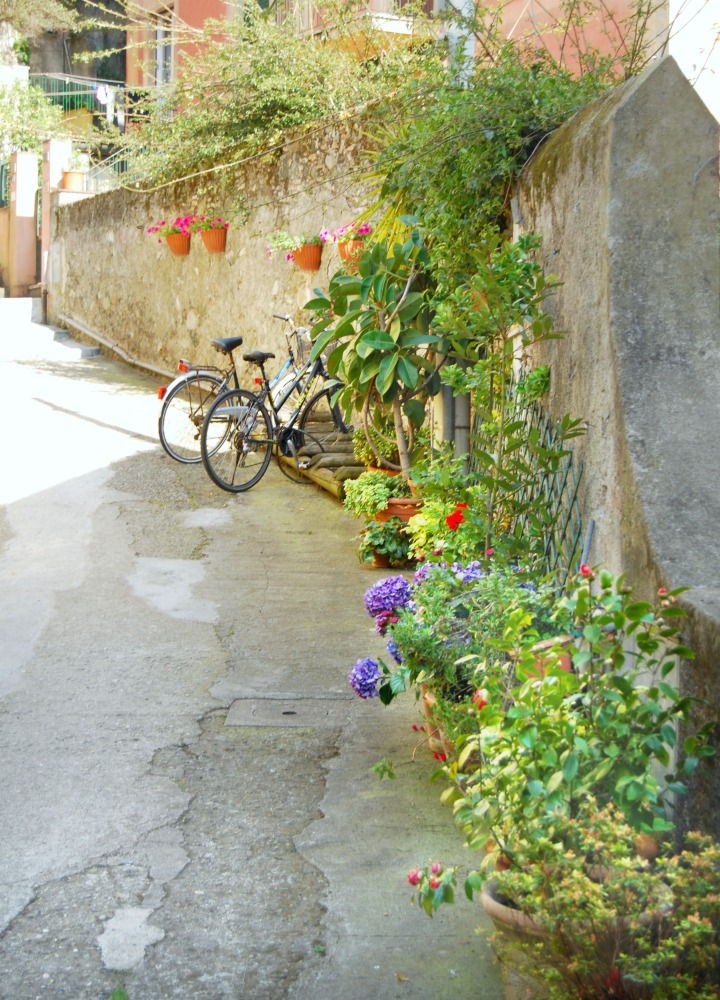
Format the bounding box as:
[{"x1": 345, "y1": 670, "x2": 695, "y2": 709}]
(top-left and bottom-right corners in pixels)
[{"x1": 225, "y1": 698, "x2": 352, "y2": 728}]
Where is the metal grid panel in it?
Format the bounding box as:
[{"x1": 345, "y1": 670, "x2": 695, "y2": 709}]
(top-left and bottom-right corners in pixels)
[{"x1": 470, "y1": 399, "x2": 584, "y2": 589}]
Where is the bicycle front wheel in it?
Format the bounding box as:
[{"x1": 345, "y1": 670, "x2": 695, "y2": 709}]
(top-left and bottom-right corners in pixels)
[
  {"x1": 159, "y1": 372, "x2": 225, "y2": 463},
  {"x1": 299, "y1": 387, "x2": 351, "y2": 449},
  {"x1": 201, "y1": 389, "x2": 273, "y2": 493}
]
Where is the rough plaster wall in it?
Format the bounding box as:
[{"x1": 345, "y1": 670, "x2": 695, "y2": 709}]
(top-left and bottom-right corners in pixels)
[
  {"x1": 48, "y1": 125, "x2": 366, "y2": 378},
  {"x1": 517, "y1": 56, "x2": 720, "y2": 835}
]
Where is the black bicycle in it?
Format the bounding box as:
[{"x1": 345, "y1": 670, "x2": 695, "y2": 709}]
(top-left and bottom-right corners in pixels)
[
  {"x1": 157, "y1": 315, "x2": 307, "y2": 464},
  {"x1": 199, "y1": 337, "x2": 350, "y2": 493}
]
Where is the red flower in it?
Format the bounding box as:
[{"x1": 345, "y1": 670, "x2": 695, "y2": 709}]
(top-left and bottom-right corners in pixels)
[
  {"x1": 445, "y1": 511, "x2": 465, "y2": 531},
  {"x1": 485, "y1": 548, "x2": 494, "y2": 557},
  {"x1": 472, "y1": 688, "x2": 489, "y2": 711},
  {"x1": 407, "y1": 869, "x2": 421, "y2": 886},
  {"x1": 429, "y1": 877, "x2": 441, "y2": 890},
  {"x1": 658, "y1": 587, "x2": 668, "y2": 597},
  {"x1": 580, "y1": 564, "x2": 593, "y2": 577}
]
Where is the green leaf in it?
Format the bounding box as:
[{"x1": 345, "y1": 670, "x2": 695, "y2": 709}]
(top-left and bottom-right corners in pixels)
[
  {"x1": 358, "y1": 329, "x2": 396, "y2": 351},
  {"x1": 376, "y1": 353, "x2": 398, "y2": 396},
  {"x1": 562, "y1": 752, "x2": 578, "y2": 782},
  {"x1": 397, "y1": 356, "x2": 419, "y2": 389},
  {"x1": 546, "y1": 771, "x2": 564, "y2": 793},
  {"x1": 403, "y1": 398, "x2": 426, "y2": 426}
]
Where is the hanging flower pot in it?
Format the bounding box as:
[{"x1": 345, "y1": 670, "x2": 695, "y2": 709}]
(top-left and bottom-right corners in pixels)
[
  {"x1": 292, "y1": 243, "x2": 322, "y2": 271},
  {"x1": 338, "y1": 239, "x2": 364, "y2": 271},
  {"x1": 200, "y1": 228, "x2": 227, "y2": 253},
  {"x1": 165, "y1": 233, "x2": 191, "y2": 256}
]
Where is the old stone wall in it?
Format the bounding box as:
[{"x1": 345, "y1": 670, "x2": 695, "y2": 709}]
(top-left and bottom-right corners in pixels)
[
  {"x1": 47, "y1": 124, "x2": 366, "y2": 378},
  {"x1": 517, "y1": 55, "x2": 720, "y2": 835}
]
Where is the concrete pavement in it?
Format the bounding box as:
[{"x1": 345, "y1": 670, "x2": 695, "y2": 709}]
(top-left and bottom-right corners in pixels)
[{"x1": 0, "y1": 300, "x2": 503, "y2": 1000}]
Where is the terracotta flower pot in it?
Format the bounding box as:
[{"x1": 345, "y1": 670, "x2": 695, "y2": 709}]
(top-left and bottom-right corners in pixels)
[
  {"x1": 291, "y1": 243, "x2": 322, "y2": 271},
  {"x1": 375, "y1": 497, "x2": 423, "y2": 523},
  {"x1": 59, "y1": 169, "x2": 85, "y2": 192},
  {"x1": 338, "y1": 239, "x2": 364, "y2": 271},
  {"x1": 200, "y1": 228, "x2": 227, "y2": 253},
  {"x1": 165, "y1": 233, "x2": 191, "y2": 256}
]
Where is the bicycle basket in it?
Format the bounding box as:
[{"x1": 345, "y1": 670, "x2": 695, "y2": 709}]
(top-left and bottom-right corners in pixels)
[{"x1": 295, "y1": 327, "x2": 312, "y2": 364}]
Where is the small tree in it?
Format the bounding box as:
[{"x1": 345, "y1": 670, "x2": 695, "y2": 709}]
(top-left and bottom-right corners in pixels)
[
  {"x1": 0, "y1": 80, "x2": 67, "y2": 155},
  {"x1": 307, "y1": 226, "x2": 441, "y2": 480}
]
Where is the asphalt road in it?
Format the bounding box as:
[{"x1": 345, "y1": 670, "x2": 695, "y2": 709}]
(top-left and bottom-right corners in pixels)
[{"x1": 0, "y1": 305, "x2": 503, "y2": 1000}]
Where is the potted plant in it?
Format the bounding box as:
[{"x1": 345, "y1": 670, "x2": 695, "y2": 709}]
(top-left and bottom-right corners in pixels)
[
  {"x1": 306, "y1": 223, "x2": 440, "y2": 482},
  {"x1": 146, "y1": 214, "x2": 196, "y2": 256},
  {"x1": 403, "y1": 567, "x2": 716, "y2": 998},
  {"x1": 356, "y1": 517, "x2": 412, "y2": 568},
  {"x1": 325, "y1": 220, "x2": 373, "y2": 271},
  {"x1": 59, "y1": 149, "x2": 89, "y2": 192},
  {"x1": 343, "y1": 469, "x2": 419, "y2": 523},
  {"x1": 189, "y1": 214, "x2": 230, "y2": 253},
  {"x1": 266, "y1": 229, "x2": 324, "y2": 270}
]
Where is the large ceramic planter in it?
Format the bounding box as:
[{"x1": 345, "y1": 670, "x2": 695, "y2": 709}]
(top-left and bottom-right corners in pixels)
[
  {"x1": 480, "y1": 880, "x2": 549, "y2": 1000},
  {"x1": 376, "y1": 497, "x2": 423, "y2": 523},
  {"x1": 166, "y1": 233, "x2": 191, "y2": 256},
  {"x1": 200, "y1": 228, "x2": 227, "y2": 253},
  {"x1": 292, "y1": 243, "x2": 322, "y2": 271}
]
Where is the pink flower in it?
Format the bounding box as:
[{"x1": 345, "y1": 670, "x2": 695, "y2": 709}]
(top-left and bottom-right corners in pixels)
[
  {"x1": 658, "y1": 587, "x2": 668, "y2": 597},
  {"x1": 485, "y1": 548, "x2": 494, "y2": 557},
  {"x1": 430, "y1": 862, "x2": 442, "y2": 875},
  {"x1": 407, "y1": 869, "x2": 422, "y2": 886},
  {"x1": 319, "y1": 228, "x2": 330, "y2": 243}
]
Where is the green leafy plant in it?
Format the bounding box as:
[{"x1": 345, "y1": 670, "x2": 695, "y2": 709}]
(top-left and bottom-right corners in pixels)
[
  {"x1": 266, "y1": 229, "x2": 323, "y2": 260},
  {"x1": 447, "y1": 568, "x2": 714, "y2": 873},
  {"x1": 356, "y1": 517, "x2": 412, "y2": 567},
  {"x1": 343, "y1": 469, "x2": 412, "y2": 518},
  {"x1": 307, "y1": 224, "x2": 439, "y2": 480}
]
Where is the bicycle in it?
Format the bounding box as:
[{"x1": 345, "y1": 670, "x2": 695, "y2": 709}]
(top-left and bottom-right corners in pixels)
[
  {"x1": 200, "y1": 335, "x2": 351, "y2": 493},
  {"x1": 157, "y1": 315, "x2": 308, "y2": 463}
]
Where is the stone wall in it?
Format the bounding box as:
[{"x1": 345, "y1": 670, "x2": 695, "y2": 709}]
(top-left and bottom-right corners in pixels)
[
  {"x1": 47, "y1": 124, "x2": 366, "y2": 378},
  {"x1": 516, "y1": 56, "x2": 720, "y2": 835}
]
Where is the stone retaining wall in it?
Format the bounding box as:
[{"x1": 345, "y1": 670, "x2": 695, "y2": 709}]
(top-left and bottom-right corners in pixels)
[
  {"x1": 47, "y1": 124, "x2": 367, "y2": 378},
  {"x1": 517, "y1": 56, "x2": 720, "y2": 835}
]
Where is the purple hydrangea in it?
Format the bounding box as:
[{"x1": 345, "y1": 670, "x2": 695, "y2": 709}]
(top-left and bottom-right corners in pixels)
[
  {"x1": 363, "y1": 576, "x2": 412, "y2": 619},
  {"x1": 386, "y1": 639, "x2": 403, "y2": 664},
  {"x1": 451, "y1": 561, "x2": 485, "y2": 584},
  {"x1": 348, "y1": 658, "x2": 381, "y2": 699}
]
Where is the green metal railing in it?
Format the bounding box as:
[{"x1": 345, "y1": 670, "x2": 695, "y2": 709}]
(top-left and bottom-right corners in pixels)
[
  {"x1": 30, "y1": 73, "x2": 127, "y2": 113},
  {"x1": 470, "y1": 398, "x2": 584, "y2": 589}
]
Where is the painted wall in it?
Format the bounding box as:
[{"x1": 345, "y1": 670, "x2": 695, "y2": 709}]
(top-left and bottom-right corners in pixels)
[{"x1": 517, "y1": 55, "x2": 720, "y2": 834}]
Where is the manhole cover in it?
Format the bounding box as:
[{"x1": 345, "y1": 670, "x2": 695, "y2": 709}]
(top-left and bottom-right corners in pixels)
[{"x1": 225, "y1": 698, "x2": 352, "y2": 728}]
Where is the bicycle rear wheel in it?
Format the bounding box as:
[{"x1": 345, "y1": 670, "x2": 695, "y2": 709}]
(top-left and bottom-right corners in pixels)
[
  {"x1": 159, "y1": 372, "x2": 224, "y2": 463},
  {"x1": 275, "y1": 387, "x2": 352, "y2": 484},
  {"x1": 201, "y1": 389, "x2": 273, "y2": 493}
]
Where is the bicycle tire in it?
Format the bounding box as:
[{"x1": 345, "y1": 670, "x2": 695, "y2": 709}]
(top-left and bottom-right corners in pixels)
[
  {"x1": 201, "y1": 388, "x2": 273, "y2": 493},
  {"x1": 159, "y1": 372, "x2": 225, "y2": 463},
  {"x1": 274, "y1": 387, "x2": 352, "y2": 484}
]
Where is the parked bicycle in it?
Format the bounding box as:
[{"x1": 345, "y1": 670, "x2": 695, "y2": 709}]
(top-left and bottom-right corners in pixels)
[
  {"x1": 157, "y1": 315, "x2": 308, "y2": 463},
  {"x1": 200, "y1": 334, "x2": 350, "y2": 493}
]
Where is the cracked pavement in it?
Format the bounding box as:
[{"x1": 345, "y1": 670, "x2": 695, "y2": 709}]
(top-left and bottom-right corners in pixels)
[{"x1": 0, "y1": 308, "x2": 503, "y2": 1000}]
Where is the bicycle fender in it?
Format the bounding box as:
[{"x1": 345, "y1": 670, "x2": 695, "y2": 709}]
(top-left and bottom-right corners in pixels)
[{"x1": 162, "y1": 369, "x2": 222, "y2": 397}]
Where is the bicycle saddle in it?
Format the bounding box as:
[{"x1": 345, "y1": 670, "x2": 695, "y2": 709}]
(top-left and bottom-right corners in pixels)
[
  {"x1": 243, "y1": 350, "x2": 276, "y2": 365},
  {"x1": 211, "y1": 336, "x2": 244, "y2": 354}
]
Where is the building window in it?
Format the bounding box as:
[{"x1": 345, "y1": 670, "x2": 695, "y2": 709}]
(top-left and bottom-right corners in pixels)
[{"x1": 154, "y1": 5, "x2": 174, "y2": 85}]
